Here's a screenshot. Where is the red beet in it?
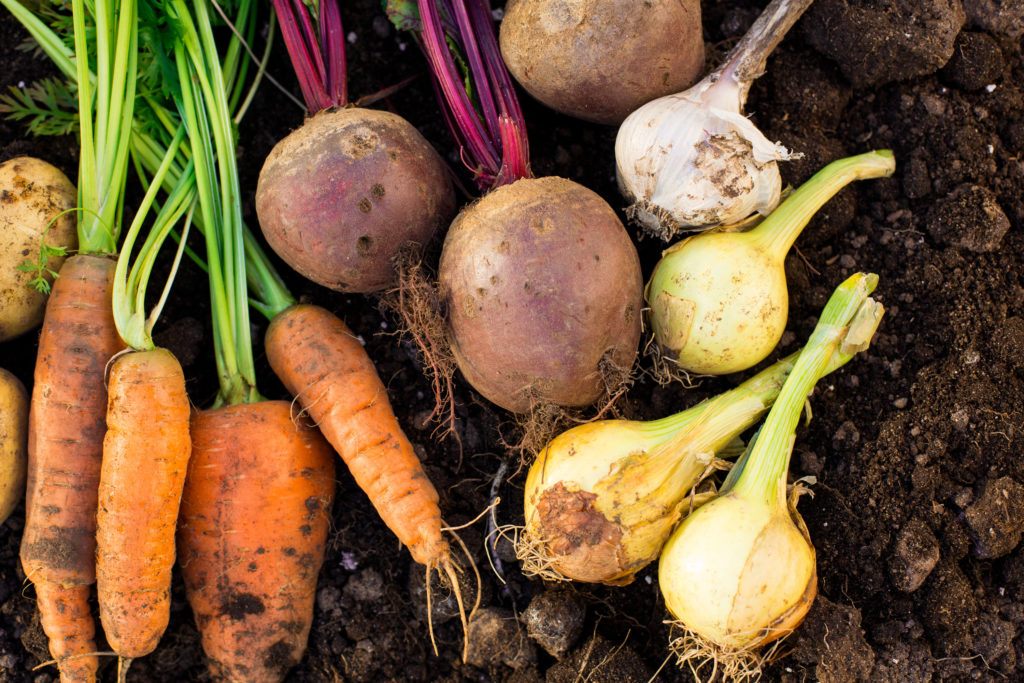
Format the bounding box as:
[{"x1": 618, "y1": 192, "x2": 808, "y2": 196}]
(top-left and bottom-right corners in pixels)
[
  {"x1": 439, "y1": 176, "x2": 643, "y2": 413},
  {"x1": 256, "y1": 108, "x2": 455, "y2": 293}
]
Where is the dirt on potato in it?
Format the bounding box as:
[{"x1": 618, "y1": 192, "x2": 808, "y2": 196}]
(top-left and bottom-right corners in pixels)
[{"x1": 2, "y1": 0, "x2": 1024, "y2": 681}]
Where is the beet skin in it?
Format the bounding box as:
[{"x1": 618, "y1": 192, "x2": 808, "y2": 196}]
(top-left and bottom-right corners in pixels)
[
  {"x1": 439, "y1": 176, "x2": 643, "y2": 413},
  {"x1": 256, "y1": 108, "x2": 456, "y2": 293}
]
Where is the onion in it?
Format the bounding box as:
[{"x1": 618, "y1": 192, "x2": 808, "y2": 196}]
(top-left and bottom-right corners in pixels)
[
  {"x1": 615, "y1": 0, "x2": 814, "y2": 241},
  {"x1": 658, "y1": 272, "x2": 882, "y2": 676},
  {"x1": 519, "y1": 275, "x2": 883, "y2": 584},
  {"x1": 646, "y1": 149, "x2": 895, "y2": 376}
]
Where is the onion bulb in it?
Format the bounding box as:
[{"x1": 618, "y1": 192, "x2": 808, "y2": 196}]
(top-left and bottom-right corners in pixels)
[
  {"x1": 615, "y1": 0, "x2": 814, "y2": 240},
  {"x1": 646, "y1": 149, "x2": 895, "y2": 376},
  {"x1": 658, "y1": 272, "x2": 883, "y2": 675},
  {"x1": 520, "y1": 275, "x2": 883, "y2": 585}
]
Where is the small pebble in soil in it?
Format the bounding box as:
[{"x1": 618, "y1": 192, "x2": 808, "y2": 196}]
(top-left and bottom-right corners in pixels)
[
  {"x1": 522, "y1": 589, "x2": 586, "y2": 658},
  {"x1": 950, "y1": 407, "x2": 970, "y2": 431},
  {"x1": 799, "y1": 450, "x2": 824, "y2": 477},
  {"x1": 926, "y1": 184, "x2": 1011, "y2": 253},
  {"x1": 833, "y1": 420, "x2": 861, "y2": 451},
  {"x1": 317, "y1": 585, "x2": 344, "y2": 620},
  {"x1": 465, "y1": 607, "x2": 536, "y2": 671},
  {"x1": 344, "y1": 568, "x2": 384, "y2": 603},
  {"x1": 964, "y1": 476, "x2": 1024, "y2": 559},
  {"x1": 941, "y1": 32, "x2": 1005, "y2": 91},
  {"x1": 889, "y1": 518, "x2": 941, "y2": 592}
]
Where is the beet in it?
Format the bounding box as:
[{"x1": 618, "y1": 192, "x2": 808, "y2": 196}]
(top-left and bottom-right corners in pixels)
[
  {"x1": 255, "y1": 108, "x2": 455, "y2": 293},
  {"x1": 438, "y1": 176, "x2": 643, "y2": 413},
  {"x1": 499, "y1": 0, "x2": 704, "y2": 125}
]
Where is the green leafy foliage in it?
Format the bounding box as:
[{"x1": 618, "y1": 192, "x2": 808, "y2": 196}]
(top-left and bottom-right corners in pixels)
[
  {"x1": 17, "y1": 239, "x2": 69, "y2": 295},
  {"x1": 0, "y1": 78, "x2": 78, "y2": 136},
  {"x1": 384, "y1": 0, "x2": 421, "y2": 32}
]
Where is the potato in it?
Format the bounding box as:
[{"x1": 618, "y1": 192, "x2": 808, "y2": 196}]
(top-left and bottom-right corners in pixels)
[
  {"x1": 0, "y1": 368, "x2": 28, "y2": 525},
  {"x1": 499, "y1": 0, "x2": 704, "y2": 125},
  {"x1": 0, "y1": 156, "x2": 78, "y2": 342},
  {"x1": 439, "y1": 176, "x2": 643, "y2": 413},
  {"x1": 256, "y1": 108, "x2": 456, "y2": 293}
]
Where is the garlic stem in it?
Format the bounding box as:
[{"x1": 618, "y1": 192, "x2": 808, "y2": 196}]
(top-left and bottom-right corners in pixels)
[
  {"x1": 729, "y1": 273, "x2": 881, "y2": 507},
  {"x1": 749, "y1": 150, "x2": 895, "y2": 259},
  {"x1": 713, "y1": 0, "x2": 816, "y2": 103}
]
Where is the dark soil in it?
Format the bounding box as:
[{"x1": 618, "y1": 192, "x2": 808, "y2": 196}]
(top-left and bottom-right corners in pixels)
[{"x1": 2, "y1": 0, "x2": 1024, "y2": 681}]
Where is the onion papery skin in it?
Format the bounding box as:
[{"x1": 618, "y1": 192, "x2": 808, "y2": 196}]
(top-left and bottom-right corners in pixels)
[
  {"x1": 499, "y1": 0, "x2": 704, "y2": 125},
  {"x1": 256, "y1": 108, "x2": 456, "y2": 293},
  {"x1": 439, "y1": 176, "x2": 643, "y2": 414},
  {"x1": 646, "y1": 231, "x2": 787, "y2": 375},
  {"x1": 658, "y1": 491, "x2": 817, "y2": 650},
  {"x1": 523, "y1": 419, "x2": 700, "y2": 585}
]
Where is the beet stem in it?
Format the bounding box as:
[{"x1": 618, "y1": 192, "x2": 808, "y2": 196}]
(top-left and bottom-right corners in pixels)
[
  {"x1": 270, "y1": 0, "x2": 346, "y2": 112},
  {"x1": 411, "y1": 0, "x2": 530, "y2": 190}
]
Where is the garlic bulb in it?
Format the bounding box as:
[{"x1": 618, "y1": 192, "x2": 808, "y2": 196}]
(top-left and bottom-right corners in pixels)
[{"x1": 615, "y1": 0, "x2": 814, "y2": 241}]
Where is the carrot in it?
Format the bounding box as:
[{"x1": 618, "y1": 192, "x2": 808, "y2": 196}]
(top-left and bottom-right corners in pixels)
[
  {"x1": 265, "y1": 303, "x2": 449, "y2": 568},
  {"x1": 164, "y1": 4, "x2": 336, "y2": 680},
  {"x1": 19, "y1": 0, "x2": 139, "y2": 675},
  {"x1": 176, "y1": 401, "x2": 335, "y2": 683},
  {"x1": 95, "y1": 348, "x2": 191, "y2": 676},
  {"x1": 21, "y1": 253, "x2": 124, "y2": 682},
  {"x1": 264, "y1": 303, "x2": 470, "y2": 651}
]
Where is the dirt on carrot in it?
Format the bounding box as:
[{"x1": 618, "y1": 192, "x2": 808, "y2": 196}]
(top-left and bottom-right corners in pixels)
[
  {"x1": 176, "y1": 400, "x2": 335, "y2": 683},
  {"x1": 20, "y1": 253, "x2": 125, "y2": 682},
  {"x1": 96, "y1": 347, "x2": 191, "y2": 673}
]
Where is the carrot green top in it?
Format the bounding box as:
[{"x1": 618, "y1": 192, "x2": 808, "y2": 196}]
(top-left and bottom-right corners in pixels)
[{"x1": 75, "y1": 0, "x2": 138, "y2": 254}]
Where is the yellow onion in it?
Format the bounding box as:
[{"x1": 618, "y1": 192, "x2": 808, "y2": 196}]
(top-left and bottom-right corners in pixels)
[
  {"x1": 658, "y1": 272, "x2": 883, "y2": 674},
  {"x1": 646, "y1": 150, "x2": 895, "y2": 376},
  {"x1": 520, "y1": 274, "x2": 883, "y2": 585}
]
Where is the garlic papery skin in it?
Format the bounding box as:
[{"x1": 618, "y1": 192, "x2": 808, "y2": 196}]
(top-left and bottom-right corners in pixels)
[
  {"x1": 614, "y1": 0, "x2": 815, "y2": 241},
  {"x1": 615, "y1": 79, "x2": 791, "y2": 240}
]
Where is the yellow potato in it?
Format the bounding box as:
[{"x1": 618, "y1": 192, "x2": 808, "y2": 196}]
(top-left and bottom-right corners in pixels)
[
  {"x1": 0, "y1": 156, "x2": 77, "y2": 342},
  {"x1": 0, "y1": 368, "x2": 28, "y2": 525}
]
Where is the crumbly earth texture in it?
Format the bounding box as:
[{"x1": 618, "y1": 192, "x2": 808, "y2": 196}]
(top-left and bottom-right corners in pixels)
[{"x1": 2, "y1": 0, "x2": 1024, "y2": 680}]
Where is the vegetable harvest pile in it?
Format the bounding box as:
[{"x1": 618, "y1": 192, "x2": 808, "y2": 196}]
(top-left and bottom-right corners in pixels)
[{"x1": 3, "y1": 1, "x2": 1024, "y2": 682}]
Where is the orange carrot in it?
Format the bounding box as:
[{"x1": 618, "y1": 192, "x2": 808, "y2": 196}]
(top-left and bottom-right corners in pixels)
[
  {"x1": 265, "y1": 303, "x2": 450, "y2": 569},
  {"x1": 95, "y1": 347, "x2": 191, "y2": 675},
  {"x1": 21, "y1": 253, "x2": 125, "y2": 682},
  {"x1": 264, "y1": 303, "x2": 471, "y2": 652},
  {"x1": 176, "y1": 401, "x2": 336, "y2": 683}
]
